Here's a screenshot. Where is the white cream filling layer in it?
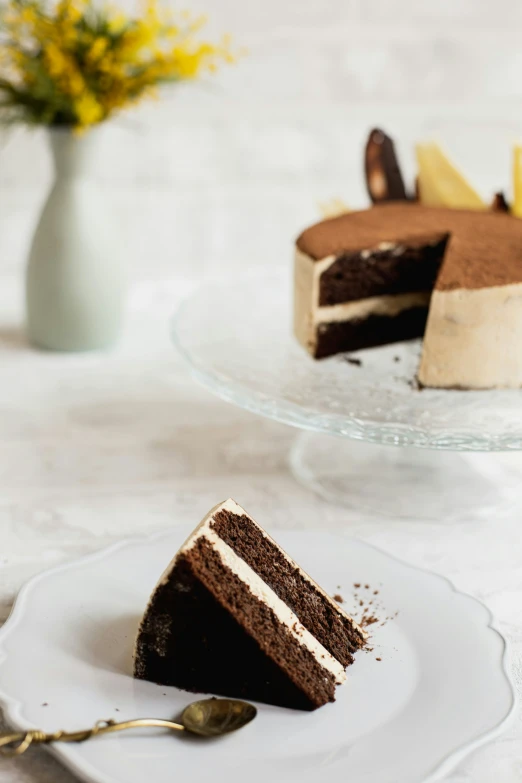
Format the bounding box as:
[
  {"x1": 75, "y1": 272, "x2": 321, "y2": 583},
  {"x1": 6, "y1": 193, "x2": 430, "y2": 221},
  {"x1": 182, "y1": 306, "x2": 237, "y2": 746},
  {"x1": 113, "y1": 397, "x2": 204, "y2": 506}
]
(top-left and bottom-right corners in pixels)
[
  {"x1": 186, "y1": 521, "x2": 346, "y2": 684},
  {"x1": 294, "y1": 247, "x2": 432, "y2": 352},
  {"x1": 218, "y1": 499, "x2": 365, "y2": 638},
  {"x1": 314, "y1": 291, "x2": 431, "y2": 325}
]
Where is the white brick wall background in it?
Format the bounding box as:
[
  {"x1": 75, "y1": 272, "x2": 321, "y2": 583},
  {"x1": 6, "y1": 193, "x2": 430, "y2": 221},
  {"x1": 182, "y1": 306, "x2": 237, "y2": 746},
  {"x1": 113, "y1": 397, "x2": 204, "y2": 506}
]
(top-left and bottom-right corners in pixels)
[{"x1": 2, "y1": 0, "x2": 522, "y2": 282}]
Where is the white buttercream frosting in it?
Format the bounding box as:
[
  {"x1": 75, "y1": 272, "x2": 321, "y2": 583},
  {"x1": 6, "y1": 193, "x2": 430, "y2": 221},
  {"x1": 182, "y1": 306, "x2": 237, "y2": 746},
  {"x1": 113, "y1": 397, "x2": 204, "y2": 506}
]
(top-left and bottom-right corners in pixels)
[{"x1": 293, "y1": 248, "x2": 318, "y2": 352}]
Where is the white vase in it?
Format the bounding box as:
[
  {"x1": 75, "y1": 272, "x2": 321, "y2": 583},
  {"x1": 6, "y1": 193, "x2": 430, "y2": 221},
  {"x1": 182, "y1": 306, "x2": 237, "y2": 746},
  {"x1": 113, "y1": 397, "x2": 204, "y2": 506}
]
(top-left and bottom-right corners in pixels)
[{"x1": 26, "y1": 127, "x2": 124, "y2": 351}]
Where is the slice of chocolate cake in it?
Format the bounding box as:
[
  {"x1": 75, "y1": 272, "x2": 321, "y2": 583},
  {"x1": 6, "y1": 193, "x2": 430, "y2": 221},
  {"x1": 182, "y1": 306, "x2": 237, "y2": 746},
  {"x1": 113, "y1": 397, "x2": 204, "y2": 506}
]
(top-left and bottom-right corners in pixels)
[{"x1": 134, "y1": 499, "x2": 366, "y2": 711}]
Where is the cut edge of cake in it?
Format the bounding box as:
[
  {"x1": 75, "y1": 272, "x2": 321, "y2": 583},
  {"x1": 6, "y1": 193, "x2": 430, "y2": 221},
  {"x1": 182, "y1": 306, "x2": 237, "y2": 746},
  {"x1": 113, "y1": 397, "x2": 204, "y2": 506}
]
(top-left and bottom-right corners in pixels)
[
  {"x1": 293, "y1": 204, "x2": 522, "y2": 388},
  {"x1": 294, "y1": 242, "x2": 434, "y2": 360},
  {"x1": 133, "y1": 499, "x2": 366, "y2": 710},
  {"x1": 208, "y1": 498, "x2": 367, "y2": 659}
]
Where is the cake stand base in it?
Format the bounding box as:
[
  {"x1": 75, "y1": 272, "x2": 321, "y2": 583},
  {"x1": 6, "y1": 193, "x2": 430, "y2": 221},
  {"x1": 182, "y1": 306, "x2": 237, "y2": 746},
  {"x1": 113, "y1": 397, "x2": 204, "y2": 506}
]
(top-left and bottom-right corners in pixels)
[{"x1": 290, "y1": 431, "x2": 520, "y2": 521}]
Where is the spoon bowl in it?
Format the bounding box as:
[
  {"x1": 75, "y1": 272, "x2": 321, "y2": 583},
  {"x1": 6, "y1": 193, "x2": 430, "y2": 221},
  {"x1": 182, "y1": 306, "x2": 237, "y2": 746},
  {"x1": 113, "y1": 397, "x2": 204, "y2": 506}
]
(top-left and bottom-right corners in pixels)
[{"x1": 182, "y1": 698, "x2": 257, "y2": 737}]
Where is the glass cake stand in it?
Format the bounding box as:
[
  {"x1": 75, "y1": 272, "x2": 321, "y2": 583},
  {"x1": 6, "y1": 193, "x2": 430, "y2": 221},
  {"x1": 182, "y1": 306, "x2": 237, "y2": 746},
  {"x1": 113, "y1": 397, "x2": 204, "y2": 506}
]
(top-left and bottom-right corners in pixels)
[{"x1": 171, "y1": 272, "x2": 522, "y2": 520}]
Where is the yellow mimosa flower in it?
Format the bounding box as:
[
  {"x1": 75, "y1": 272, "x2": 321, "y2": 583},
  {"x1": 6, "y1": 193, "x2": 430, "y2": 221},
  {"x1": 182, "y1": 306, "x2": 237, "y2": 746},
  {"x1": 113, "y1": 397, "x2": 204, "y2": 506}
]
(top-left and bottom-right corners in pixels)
[
  {"x1": 20, "y1": 7, "x2": 39, "y2": 27},
  {"x1": 66, "y1": 70, "x2": 85, "y2": 97},
  {"x1": 74, "y1": 92, "x2": 103, "y2": 126},
  {"x1": 0, "y1": 0, "x2": 235, "y2": 129},
  {"x1": 107, "y1": 13, "x2": 127, "y2": 35},
  {"x1": 144, "y1": 0, "x2": 161, "y2": 31},
  {"x1": 86, "y1": 37, "x2": 109, "y2": 66},
  {"x1": 44, "y1": 42, "x2": 68, "y2": 78},
  {"x1": 164, "y1": 24, "x2": 180, "y2": 39},
  {"x1": 97, "y1": 52, "x2": 118, "y2": 75},
  {"x1": 57, "y1": 0, "x2": 84, "y2": 24}
]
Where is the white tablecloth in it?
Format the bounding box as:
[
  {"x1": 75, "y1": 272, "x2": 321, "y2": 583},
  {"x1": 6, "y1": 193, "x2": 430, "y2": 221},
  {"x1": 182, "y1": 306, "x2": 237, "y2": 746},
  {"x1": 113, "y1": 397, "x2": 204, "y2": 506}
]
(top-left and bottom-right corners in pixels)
[{"x1": 0, "y1": 278, "x2": 521, "y2": 783}]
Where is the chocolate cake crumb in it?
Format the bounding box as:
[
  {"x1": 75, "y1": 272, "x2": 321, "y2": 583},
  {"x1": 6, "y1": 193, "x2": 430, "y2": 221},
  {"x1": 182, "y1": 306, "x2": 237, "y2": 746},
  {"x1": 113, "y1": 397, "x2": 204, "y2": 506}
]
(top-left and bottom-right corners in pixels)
[
  {"x1": 347, "y1": 581, "x2": 397, "y2": 648},
  {"x1": 346, "y1": 357, "x2": 362, "y2": 367},
  {"x1": 333, "y1": 593, "x2": 344, "y2": 603},
  {"x1": 376, "y1": 657, "x2": 382, "y2": 662},
  {"x1": 41, "y1": 702, "x2": 48, "y2": 707}
]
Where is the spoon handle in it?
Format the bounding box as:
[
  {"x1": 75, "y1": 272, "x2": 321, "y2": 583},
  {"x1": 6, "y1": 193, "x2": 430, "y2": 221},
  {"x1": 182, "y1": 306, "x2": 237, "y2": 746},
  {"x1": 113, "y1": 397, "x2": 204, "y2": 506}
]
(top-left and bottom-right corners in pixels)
[{"x1": 0, "y1": 717, "x2": 185, "y2": 756}]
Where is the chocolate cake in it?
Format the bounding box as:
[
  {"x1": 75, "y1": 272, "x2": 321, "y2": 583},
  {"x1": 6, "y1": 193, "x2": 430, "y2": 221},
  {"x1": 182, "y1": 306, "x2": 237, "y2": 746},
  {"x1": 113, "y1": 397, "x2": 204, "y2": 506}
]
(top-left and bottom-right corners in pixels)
[
  {"x1": 294, "y1": 202, "x2": 522, "y2": 389},
  {"x1": 134, "y1": 499, "x2": 366, "y2": 710}
]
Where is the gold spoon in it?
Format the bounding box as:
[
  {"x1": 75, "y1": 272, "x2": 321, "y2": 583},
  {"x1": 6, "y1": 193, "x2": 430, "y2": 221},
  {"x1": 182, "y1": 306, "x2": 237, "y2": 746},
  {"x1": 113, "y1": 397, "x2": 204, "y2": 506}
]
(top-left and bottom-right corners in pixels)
[{"x1": 0, "y1": 698, "x2": 257, "y2": 757}]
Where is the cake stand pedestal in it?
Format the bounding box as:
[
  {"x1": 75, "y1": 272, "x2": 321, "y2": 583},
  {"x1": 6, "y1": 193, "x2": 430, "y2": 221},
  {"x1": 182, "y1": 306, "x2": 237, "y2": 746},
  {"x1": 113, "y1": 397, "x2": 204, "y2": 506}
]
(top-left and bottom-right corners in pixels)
[
  {"x1": 172, "y1": 273, "x2": 522, "y2": 522},
  {"x1": 289, "y1": 432, "x2": 519, "y2": 521}
]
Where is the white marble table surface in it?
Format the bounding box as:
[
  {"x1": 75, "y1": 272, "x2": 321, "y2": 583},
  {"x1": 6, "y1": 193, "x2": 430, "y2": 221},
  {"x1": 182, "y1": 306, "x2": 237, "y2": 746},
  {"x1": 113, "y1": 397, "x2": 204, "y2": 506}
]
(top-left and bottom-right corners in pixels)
[{"x1": 0, "y1": 277, "x2": 521, "y2": 783}]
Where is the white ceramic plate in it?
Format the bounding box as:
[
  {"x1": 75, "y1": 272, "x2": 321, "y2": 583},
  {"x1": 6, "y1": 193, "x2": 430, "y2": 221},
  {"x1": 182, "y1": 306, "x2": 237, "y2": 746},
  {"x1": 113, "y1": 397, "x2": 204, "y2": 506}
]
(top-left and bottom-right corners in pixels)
[{"x1": 0, "y1": 528, "x2": 514, "y2": 783}]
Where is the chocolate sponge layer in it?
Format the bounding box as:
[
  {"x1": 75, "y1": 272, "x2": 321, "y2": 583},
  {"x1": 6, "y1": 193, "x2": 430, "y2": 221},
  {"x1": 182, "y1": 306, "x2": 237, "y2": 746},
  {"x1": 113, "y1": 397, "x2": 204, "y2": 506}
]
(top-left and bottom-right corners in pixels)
[
  {"x1": 313, "y1": 306, "x2": 430, "y2": 359},
  {"x1": 318, "y1": 238, "x2": 447, "y2": 306},
  {"x1": 211, "y1": 510, "x2": 365, "y2": 666}
]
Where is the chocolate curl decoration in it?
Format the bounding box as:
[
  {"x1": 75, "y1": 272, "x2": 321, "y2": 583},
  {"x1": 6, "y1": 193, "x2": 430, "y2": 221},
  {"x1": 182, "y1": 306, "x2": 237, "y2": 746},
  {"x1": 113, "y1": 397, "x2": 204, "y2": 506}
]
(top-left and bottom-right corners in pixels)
[
  {"x1": 365, "y1": 128, "x2": 408, "y2": 203},
  {"x1": 491, "y1": 192, "x2": 509, "y2": 212}
]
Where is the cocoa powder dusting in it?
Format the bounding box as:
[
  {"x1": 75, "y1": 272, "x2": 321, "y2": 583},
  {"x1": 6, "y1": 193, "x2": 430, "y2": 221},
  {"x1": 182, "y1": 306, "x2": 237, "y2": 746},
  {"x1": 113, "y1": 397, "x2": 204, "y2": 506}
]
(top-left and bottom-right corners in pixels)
[
  {"x1": 345, "y1": 581, "x2": 399, "y2": 664},
  {"x1": 296, "y1": 204, "x2": 522, "y2": 293}
]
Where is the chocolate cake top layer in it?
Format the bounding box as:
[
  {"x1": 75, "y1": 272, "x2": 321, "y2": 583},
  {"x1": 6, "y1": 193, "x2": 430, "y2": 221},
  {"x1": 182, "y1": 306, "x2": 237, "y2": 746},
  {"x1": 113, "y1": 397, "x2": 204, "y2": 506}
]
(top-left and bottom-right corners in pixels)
[
  {"x1": 296, "y1": 203, "x2": 522, "y2": 291},
  {"x1": 210, "y1": 508, "x2": 365, "y2": 666}
]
